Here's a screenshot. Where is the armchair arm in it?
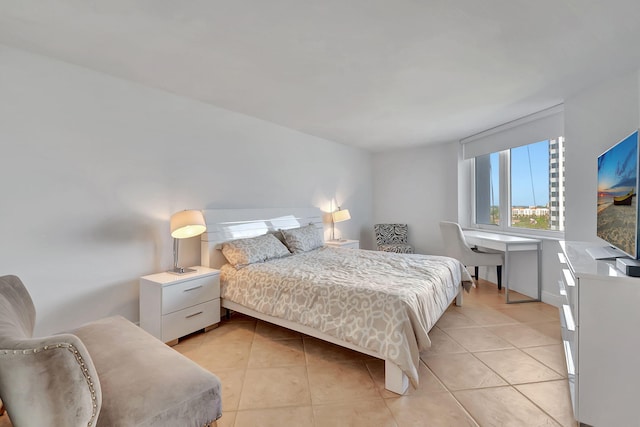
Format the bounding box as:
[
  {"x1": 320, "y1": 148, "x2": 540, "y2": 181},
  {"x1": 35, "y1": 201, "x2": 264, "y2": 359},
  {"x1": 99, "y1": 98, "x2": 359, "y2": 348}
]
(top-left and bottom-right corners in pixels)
[{"x1": 0, "y1": 333, "x2": 102, "y2": 427}]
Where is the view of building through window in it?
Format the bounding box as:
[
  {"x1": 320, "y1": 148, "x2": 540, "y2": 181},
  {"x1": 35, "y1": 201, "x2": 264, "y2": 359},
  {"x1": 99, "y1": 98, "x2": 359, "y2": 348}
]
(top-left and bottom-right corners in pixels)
[
  {"x1": 511, "y1": 140, "x2": 550, "y2": 229},
  {"x1": 475, "y1": 137, "x2": 565, "y2": 231}
]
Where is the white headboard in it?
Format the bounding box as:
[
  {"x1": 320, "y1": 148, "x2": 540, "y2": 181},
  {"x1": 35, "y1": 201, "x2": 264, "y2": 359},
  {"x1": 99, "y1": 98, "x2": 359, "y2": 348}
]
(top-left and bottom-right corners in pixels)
[{"x1": 200, "y1": 207, "x2": 325, "y2": 269}]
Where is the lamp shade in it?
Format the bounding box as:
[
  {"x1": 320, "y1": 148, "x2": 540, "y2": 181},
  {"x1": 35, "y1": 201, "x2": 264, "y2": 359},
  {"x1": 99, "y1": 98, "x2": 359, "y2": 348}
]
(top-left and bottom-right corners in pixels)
[
  {"x1": 170, "y1": 210, "x2": 206, "y2": 239},
  {"x1": 332, "y1": 209, "x2": 351, "y2": 223}
]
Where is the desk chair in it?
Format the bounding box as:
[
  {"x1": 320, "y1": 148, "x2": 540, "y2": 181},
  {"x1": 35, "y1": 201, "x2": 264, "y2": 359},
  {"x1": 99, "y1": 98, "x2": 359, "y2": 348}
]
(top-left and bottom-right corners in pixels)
[{"x1": 439, "y1": 221, "x2": 503, "y2": 289}]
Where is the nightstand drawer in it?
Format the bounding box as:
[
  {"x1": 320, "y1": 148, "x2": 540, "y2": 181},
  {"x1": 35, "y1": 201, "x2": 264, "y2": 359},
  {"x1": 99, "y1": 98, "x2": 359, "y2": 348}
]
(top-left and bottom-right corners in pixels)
[
  {"x1": 162, "y1": 275, "x2": 220, "y2": 315},
  {"x1": 161, "y1": 299, "x2": 220, "y2": 342}
]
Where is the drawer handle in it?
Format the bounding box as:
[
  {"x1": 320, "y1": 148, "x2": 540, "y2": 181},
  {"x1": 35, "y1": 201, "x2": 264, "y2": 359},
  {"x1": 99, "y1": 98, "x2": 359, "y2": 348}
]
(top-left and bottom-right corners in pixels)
[
  {"x1": 562, "y1": 269, "x2": 575, "y2": 287},
  {"x1": 562, "y1": 305, "x2": 575, "y2": 331},
  {"x1": 183, "y1": 285, "x2": 203, "y2": 292},
  {"x1": 563, "y1": 340, "x2": 575, "y2": 376},
  {"x1": 186, "y1": 311, "x2": 203, "y2": 319},
  {"x1": 557, "y1": 252, "x2": 567, "y2": 264}
]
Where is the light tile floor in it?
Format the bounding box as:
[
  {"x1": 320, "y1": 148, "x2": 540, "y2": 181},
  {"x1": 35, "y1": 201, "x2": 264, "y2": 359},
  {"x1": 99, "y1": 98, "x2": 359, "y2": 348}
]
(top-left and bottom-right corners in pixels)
[{"x1": 0, "y1": 279, "x2": 576, "y2": 427}]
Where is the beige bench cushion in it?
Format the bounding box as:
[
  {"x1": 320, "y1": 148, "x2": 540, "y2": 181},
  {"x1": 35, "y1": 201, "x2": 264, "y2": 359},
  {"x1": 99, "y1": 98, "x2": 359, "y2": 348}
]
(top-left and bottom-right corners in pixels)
[{"x1": 74, "y1": 315, "x2": 222, "y2": 427}]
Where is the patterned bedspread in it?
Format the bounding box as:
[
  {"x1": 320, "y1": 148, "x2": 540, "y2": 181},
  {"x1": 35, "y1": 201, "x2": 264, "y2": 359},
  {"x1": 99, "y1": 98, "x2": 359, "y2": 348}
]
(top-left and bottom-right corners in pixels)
[{"x1": 220, "y1": 247, "x2": 473, "y2": 387}]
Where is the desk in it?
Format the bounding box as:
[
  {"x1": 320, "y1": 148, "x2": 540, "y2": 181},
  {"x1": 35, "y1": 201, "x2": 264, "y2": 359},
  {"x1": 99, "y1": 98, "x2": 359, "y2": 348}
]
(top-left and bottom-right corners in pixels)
[{"x1": 463, "y1": 230, "x2": 542, "y2": 304}]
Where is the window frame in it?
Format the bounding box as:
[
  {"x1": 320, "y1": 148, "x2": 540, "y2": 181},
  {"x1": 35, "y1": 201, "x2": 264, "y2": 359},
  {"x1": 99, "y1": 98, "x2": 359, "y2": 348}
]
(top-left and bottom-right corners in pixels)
[{"x1": 472, "y1": 140, "x2": 565, "y2": 239}]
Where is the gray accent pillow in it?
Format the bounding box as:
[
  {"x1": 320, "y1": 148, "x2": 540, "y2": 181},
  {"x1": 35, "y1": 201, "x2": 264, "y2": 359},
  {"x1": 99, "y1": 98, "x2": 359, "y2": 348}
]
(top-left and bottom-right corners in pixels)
[
  {"x1": 222, "y1": 233, "x2": 291, "y2": 268},
  {"x1": 281, "y1": 224, "x2": 324, "y2": 253},
  {"x1": 269, "y1": 230, "x2": 287, "y2": 244}
]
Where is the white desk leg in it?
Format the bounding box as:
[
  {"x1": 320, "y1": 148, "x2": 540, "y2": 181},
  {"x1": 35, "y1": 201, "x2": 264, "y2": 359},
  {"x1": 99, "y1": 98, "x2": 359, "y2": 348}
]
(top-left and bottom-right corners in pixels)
[
  {"x1": 506, "y1": 242, "x2": 542, "y2": 304},
  {"x1": 385, "y1": 360, "x2": 409, "y2": 395},
  {"x1": 537, "y1": 242, "x2": 543, "y2": 300},
  {"x1": 505, "y1": 243, "x2": 511, "y2": 302}
]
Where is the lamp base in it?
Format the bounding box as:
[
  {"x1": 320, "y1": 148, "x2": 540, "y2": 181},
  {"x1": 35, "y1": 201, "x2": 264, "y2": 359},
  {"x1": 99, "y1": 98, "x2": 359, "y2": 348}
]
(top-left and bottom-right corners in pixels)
[{"x1": 167, "y1": 267, "x2": 197, "y2": 275}]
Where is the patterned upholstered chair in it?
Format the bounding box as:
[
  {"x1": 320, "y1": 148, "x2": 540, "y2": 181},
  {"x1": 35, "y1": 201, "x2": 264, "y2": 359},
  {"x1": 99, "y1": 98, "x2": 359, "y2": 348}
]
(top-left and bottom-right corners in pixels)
[{"x1": 374, "y1": 224, "x2": 414, "y2": 253}]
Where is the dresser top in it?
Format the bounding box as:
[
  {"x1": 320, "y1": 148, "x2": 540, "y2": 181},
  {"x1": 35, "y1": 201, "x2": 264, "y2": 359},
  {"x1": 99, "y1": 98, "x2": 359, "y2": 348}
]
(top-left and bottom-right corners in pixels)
[{"x1": 561, "y1": 241, "x2": 637, "y2": 280}]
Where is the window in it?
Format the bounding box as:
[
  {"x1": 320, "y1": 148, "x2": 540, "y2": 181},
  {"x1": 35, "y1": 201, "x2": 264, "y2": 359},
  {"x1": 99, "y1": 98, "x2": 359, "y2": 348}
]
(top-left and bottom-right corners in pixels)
[
  {"x1": 463, "y1": 105, "x2": 564, "y2": 235},
  {"x1": 473, "y1": 137, "x2": 565, "y2": 232},
  {"x1": 511, "y1": 140, "x2": 552, "y2": 231}
]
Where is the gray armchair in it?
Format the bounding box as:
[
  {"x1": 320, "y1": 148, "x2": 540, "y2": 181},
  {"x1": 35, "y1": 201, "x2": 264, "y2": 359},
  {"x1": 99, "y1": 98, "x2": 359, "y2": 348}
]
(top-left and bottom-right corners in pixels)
[
  {"x1": 374, "y1": 224, "x2": 414, "y2": 253},
  {"x1": 0, "y1": 275, "x2": 222, "y2": 427}
]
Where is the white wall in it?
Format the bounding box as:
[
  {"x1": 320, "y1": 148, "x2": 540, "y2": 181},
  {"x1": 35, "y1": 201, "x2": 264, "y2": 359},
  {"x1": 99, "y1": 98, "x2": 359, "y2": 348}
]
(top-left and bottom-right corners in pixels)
[
  {"x1": 372, "y1": 141, "x2": 459, "y2": 254},
  {"x1": 1, "y1": 45, "x2": 373, "y2": 335},
  {"x1": 564, "y1": 69, "x2": 640, "y2": 242}
]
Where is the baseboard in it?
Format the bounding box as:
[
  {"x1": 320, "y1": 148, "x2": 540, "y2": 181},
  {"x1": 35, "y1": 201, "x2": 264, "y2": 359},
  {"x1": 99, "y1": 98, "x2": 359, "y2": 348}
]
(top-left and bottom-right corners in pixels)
[{"x1": 541, "y1": 290, "x2": 563, "y2": 308}]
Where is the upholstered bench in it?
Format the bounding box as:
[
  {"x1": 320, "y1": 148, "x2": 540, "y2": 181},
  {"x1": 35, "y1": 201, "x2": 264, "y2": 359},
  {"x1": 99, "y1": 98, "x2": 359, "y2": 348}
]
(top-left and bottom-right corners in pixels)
[{"x1": 0, "y1": 275, "x2": 222, "y2": 427}]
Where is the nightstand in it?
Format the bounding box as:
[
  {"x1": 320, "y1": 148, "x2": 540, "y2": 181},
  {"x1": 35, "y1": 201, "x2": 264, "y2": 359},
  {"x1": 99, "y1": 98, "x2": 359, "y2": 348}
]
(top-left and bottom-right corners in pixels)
[
  {"x1": 140, "y1": 266, "x2": 220, "y2": 345},
  {"x1": 325, "y1": 239, "x2": 360, "y2": 249}
]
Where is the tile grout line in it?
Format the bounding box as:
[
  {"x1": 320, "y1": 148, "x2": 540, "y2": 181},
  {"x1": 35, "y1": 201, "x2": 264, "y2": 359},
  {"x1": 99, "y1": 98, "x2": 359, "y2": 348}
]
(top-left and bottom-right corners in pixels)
[{"x1": 427, "y1": 298, "x2": 568, "y2": 426}]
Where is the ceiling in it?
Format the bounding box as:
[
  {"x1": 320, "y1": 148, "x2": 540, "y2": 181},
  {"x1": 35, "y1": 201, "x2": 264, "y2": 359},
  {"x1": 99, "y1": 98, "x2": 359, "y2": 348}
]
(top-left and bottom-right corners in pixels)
[{"x1": 2, "y1": 1, "x2": 640, "y2": 152}]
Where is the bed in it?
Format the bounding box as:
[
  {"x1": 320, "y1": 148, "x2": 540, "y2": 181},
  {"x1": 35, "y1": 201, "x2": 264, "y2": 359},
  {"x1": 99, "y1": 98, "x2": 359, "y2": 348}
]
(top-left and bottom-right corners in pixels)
[{"x1": 200, "y1": 208, "x2": 472, "y2": 394}]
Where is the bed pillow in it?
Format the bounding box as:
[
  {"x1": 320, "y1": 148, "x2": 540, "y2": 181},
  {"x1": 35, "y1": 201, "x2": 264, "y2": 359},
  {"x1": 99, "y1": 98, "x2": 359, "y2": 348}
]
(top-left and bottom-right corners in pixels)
[
  {"x1": 281, "y1": 224, "x2": 324, "y2": 253},
  {"x1": 221, "y1": 233, "x2": 291, "y2": 268},
  {"x1": 268, "y1": 230, "x2": 286, "y2": 245}
]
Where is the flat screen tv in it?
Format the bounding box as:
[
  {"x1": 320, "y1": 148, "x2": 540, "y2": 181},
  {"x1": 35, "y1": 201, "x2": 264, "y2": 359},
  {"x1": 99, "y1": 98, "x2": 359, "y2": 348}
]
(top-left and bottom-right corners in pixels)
[{"x1": 596, "y1": 130, "x2": 640, "y2": 259}]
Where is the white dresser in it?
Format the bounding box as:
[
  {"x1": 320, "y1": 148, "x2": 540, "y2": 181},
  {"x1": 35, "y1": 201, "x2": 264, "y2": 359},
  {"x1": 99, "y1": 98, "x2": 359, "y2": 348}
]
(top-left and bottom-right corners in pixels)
[
  {"x1": 140, "y1": 266, "x2": 220, "y2": 345},
  {"x1": 558, "y1": 241, "x2": 640, "y2": 427}
]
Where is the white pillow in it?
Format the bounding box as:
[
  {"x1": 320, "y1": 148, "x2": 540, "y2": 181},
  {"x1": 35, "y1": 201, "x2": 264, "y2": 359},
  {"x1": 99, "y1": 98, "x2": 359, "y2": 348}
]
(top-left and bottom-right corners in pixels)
[{"x1": 221, "y1": 233, "x2": 291, "y2": 268}]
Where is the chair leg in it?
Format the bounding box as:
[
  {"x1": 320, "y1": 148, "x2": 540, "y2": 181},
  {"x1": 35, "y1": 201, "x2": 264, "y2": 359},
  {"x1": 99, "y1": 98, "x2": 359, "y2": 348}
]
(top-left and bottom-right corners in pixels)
[
  {"x1": 474, "y1": 266, "x2": 479, "y2": 280},
  {"x1": 497, "y1": 265, "x2": 502, "y2": 290}
]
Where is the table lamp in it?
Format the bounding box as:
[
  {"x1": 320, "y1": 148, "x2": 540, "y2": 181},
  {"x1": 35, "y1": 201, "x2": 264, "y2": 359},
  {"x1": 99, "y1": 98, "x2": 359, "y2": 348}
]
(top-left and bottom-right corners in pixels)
[
  {"x1": 169, "y1": 210, "x2": 207, "y2": 274},
  {"x1": 331, "y1": 207, "x2": 351, "y2": 241}
]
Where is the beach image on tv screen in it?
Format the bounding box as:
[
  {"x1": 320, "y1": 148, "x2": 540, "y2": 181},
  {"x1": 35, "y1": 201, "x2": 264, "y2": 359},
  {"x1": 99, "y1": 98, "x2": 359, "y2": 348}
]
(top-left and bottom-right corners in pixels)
[{"x1": 597, "y1": 131, "x2": 639, "y2": 258}]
